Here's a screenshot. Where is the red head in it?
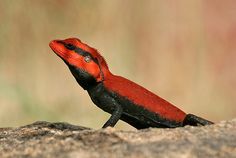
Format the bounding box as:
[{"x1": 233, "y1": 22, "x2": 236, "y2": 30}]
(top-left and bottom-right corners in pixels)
[{"x1": 49, "y1": 38, "x2": 110, "y2": 89}]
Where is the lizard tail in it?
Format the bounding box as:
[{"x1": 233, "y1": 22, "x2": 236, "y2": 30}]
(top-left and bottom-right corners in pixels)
[{"x1": 183, "y1": 114, "x2": 214, "y2": 126}]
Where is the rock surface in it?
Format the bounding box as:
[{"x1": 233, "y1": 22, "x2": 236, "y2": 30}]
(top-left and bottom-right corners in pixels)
[{"x1": 0, "y1": 120, "x2": 236, "y2": 158}]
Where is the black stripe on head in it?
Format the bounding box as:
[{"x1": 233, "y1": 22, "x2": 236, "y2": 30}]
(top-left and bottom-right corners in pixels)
[{"x1": 57, "y1": 41, "x2": 99, "y2": 65}]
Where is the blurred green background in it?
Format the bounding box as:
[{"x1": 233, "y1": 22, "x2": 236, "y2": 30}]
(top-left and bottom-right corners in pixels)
[{"x1": 0, "y1": 0, "x2": 236, "y2": 129}]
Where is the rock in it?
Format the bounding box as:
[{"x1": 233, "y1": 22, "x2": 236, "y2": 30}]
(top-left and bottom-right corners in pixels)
[{"x1": 0, "y1": 119, "x2": 236, "y2": 158}]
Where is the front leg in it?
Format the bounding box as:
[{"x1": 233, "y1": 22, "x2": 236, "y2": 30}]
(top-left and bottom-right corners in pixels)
[{"x1": 102, "y1": 103, "x2": 123, "y2": 128}]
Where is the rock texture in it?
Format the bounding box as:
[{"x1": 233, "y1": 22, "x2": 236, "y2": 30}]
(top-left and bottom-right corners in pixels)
[{"x1": 0, "y1": 119, "x2": 236, "y2": 158}]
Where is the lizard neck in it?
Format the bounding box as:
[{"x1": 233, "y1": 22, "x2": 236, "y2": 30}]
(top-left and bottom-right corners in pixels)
[
  {"x1": 68, "y1": 65, "x2": 98, "y2": 90},
  {"x1": 68, "y1": 64, "x2": 112, "y2": 91}
]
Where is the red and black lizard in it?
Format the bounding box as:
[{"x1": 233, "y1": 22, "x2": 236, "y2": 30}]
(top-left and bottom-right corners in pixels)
[{"x1": 49, "y1": 38, "x2": 213, "y2": 129}]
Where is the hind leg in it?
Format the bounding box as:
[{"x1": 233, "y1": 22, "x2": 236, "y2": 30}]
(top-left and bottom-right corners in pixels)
[{"x1": 183, "y1": 114, "x2": 213, "y2": 126}]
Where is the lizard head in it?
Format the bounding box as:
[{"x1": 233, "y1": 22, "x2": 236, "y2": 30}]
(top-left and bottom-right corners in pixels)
[{"x1": 49, "y1": 38, "x2": 110, "y2": 90}]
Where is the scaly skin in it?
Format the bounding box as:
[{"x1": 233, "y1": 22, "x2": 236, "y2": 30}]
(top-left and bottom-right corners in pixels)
[{"x1": 49, "y1": 38, "x2": 213, "y2": 129}]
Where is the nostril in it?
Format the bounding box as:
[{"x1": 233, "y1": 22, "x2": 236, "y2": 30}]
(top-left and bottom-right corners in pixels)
[{"x1": 49, "y1": 40, "x2": 56, "y2": 47}]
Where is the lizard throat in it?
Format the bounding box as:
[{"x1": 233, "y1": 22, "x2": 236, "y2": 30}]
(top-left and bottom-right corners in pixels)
[{"x1": 68, "y1": 65, "x2": 99, "y2": 90}]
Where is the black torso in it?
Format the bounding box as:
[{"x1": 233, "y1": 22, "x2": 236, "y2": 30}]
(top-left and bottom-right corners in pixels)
[
  {"x1": 87, "y1": 82, "x2": 183, "y2": 129},
  {"x1": 68, "y1": 65, "x2": 182, "y2": 129}
]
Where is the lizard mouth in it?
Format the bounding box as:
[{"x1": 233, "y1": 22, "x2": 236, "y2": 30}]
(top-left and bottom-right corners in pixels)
[{"x1": 49, "y1": 40, "x2": 70, "y2": 60}]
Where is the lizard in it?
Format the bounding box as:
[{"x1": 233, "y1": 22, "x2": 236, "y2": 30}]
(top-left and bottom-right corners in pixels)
[{"x1": 49, "y1": 37, "x2": 213, "y2": 129}]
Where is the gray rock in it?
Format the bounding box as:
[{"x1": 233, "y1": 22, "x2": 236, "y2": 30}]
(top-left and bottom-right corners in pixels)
[{"x1": 0, "y1": 119, "x2": 236, "y2": 158}]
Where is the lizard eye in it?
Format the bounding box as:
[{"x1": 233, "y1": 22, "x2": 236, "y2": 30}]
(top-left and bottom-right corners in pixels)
[
  {"x1": 65, "y1": 43, "x2": 76, "y2": 50},
  {"x1": 84, "y1": 56, "x2": 91, "y2": 63}
]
